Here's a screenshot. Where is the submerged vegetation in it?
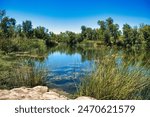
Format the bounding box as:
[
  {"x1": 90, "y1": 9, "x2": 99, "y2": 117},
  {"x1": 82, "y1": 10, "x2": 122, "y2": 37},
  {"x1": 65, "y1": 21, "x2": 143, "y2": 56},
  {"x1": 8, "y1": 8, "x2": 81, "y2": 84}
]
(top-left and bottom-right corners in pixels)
[{"x1": 0, "y1": 10, "x2": 150, "y2": 99}]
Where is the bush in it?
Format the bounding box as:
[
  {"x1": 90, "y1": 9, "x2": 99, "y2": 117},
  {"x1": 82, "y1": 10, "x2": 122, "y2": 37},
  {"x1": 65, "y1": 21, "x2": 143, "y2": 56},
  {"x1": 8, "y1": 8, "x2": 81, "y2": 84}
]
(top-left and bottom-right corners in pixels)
[{"x1": 0, "y1": 38, "x2": 47, "y2": 54}]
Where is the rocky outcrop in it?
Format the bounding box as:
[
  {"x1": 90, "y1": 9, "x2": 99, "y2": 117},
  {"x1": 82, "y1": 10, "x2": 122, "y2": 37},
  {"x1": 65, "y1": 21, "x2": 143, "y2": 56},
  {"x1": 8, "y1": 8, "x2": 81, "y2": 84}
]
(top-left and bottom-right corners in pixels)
[
  {"x1": 0, "y1": 86, "x2": 95, "y2": 100},
  {"x1": 75, "y1": 96, "x2": 95, "y2": 100}
]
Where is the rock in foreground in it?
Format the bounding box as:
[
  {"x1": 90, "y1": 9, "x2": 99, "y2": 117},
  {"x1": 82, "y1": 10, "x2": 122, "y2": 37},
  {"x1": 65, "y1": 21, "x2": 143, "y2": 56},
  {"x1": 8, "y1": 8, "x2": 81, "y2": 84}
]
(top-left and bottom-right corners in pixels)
[{"x1": 0, "y1": 86, "x2": 95, "y2": 100}]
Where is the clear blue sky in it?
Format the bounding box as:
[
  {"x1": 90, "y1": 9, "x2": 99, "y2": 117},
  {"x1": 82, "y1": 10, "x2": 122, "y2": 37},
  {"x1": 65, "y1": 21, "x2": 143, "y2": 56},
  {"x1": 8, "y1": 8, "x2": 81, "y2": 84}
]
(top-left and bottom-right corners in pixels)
[{"x1": 1, "y1": 0, "x2": 150, "y2": 33}]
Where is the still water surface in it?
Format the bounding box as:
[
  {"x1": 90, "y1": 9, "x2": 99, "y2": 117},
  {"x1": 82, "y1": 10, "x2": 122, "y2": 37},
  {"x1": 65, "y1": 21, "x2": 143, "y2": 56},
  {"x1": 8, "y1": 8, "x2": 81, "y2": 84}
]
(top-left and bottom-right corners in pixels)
[
  {"x1": 39, "y1": 51, "x2": 94, "y2": 93},
  {"x1": 35, "y1": 46, "x2": 150, "y2": 93},
  {"x1": 1, "y1": 45, "x2": 149, "y2": 93}
]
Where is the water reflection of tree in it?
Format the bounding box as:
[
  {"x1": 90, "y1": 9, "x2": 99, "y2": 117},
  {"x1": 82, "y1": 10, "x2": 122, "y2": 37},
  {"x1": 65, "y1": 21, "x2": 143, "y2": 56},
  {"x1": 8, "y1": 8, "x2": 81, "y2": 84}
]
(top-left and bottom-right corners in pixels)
[
  {"x1": 122, "y1": 48, "x2": 150, "y2": 69},
  {"x1": 45, "y1": 45, "x2": 150, "y2": 70}
]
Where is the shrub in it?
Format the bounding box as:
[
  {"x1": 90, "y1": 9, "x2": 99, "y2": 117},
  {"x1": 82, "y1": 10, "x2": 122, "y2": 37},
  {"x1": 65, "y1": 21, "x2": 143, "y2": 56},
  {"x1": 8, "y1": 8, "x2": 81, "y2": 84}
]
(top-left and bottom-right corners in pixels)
[{"x1": 0, "y1": 38, "x2": 47, "y2": 54}]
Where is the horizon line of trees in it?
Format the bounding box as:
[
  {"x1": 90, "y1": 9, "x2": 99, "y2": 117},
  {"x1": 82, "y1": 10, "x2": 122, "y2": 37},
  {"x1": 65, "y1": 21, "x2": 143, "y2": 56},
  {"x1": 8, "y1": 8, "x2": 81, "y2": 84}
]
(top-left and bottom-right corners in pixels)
[{"x1": 0, "y1": 9, "x2": 150, "y2": 50}]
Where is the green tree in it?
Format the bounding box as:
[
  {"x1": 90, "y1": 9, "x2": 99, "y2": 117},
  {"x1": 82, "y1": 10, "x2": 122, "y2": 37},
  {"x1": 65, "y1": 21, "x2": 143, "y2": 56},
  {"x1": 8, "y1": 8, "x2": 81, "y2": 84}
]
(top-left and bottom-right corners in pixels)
[
  {"x1": 58, "y1": 32, "x2": 69, "y2": 42},
  {"x1": 15, "y1": 24, "x2": 25, "y2": 38},
  {"x1": 141, "y1": 25, "x2": 150, "y2": 48},
  {"x1": 97, "y1": 20, "x2": 106, "y2": 41},
  {"x1": 81, "y1": 25, "x2": 87, "y2": 41},
  {"x1": 0, "y1": 17, "x2": 16, "y2": 38},
  {"x1": 34, "y1": 26, "x2": 49, "y2": 39},
  {"x1": 98, "y1": 20, "x2": 106, "y2": 31},
  {"x1": 122, "y1": 24, "x2": 140, "y2": 47},
  {"x1": 130, "y1": 27, "x2": 139, "y2": 46},
  {"x1": 81, "y1": 26, "x2": 95, "y2": 40},
  {"x1": 123, "y1": 24, "x2": 132, "y2": 47},
  {"x1": 106, "y1": 17, "x2": 120, "y2": 44},
  {"x1": 66, "y1": 31, "x2": 77, "y2": 45},
  {"x1": 22, "y1": 20, "x2": 33, "y2": 38},
  {"x1": 111, "y1": 24, "x2": 120, "y2": 44},
  {"x1": 103, "y1": 30, "x2": 111, "y2": 45},
  {"x1": 106, "y1": 17, "x2": 114, "y2": 33},
  {"x1": 0, "y1": 10, "x2": 6, "y2": 22},
  {"x1": 86, "y1": 27, "x2": 93, "y2": 40}
]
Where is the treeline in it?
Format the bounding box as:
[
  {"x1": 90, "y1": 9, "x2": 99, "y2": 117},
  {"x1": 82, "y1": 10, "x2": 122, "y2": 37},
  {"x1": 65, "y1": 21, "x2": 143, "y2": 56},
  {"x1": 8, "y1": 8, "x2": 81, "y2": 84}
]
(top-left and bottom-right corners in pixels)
[
  {"x1": 0, "y1": 10, "x2": 49, "y2": 39},
  {"x1": 0, "y1": 10, "x2": 54, "y2": 53},
  {"x1": 80, "y1": 18, "x2": 150, "y2": 48},
  {"x1": 0, "y1": 9, "x2": 150, "y2": 53}
]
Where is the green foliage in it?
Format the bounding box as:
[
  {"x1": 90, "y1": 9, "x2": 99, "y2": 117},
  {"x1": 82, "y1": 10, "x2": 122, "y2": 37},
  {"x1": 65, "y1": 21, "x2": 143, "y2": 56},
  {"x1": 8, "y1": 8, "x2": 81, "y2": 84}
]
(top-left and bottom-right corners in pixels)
[
  {"x1": 97, "y1": 17, "x2": 120, "y2": 45},
  {"x1": 22, "y1": 20, "x2": 33, "y2": 38},
  {"x1": 0, "y1": 10, "x2": 6, "y2": 21},
  {"x1": 15, "y1": 24, "x2": 24, "y2": 38},
  {"x1": 53, "y1": 31, "x2": 80, "y2": 46},
  {"x1": 78, "y1": 55, "x2": 150, "y2": 100},
  {"x1": 0, "y1": 38, "x2": 47, "y2": 54},
  {"x1": 0, "y1": 16, "x2": 16, "y2": 38},
  {"x1": 140, "y1": 25, "x2": 150, "y2": 48},
  {"x1": 0, "y1": 9, "x2": 150, "y2": 51},
  {"x1": 34, "y1": 26, "x2": 49, "y2": 39},
  {"x1": 0, "y1": 59, "x2": 48, "y2": 89},
  {"x1": 65, "y1": 31, "x2": 77, "y2": 45},
  {"x1": 81, "y1": 26, "x2": 99, "y2": 41}
]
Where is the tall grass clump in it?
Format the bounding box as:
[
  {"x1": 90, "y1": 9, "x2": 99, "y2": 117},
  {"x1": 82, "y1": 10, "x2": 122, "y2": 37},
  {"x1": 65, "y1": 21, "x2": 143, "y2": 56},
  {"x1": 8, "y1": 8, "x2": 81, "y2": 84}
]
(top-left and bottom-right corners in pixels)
[
  {"x1": 78, "y1": 54, "x2": 150, "y2": 100},
  {"x1": 0, "y1": 59, "x2": 48, "y2": 89}
]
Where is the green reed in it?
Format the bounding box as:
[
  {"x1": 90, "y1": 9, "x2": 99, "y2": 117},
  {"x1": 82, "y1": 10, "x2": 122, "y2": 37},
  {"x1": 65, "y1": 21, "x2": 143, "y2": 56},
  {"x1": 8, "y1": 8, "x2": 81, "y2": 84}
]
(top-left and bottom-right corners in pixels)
[
  {"x1": 0, "y1": 58, "x2": 48, "y2": 89},
  {"x1": 78, "y1": 54, "x2": 150, "y2": 100}
]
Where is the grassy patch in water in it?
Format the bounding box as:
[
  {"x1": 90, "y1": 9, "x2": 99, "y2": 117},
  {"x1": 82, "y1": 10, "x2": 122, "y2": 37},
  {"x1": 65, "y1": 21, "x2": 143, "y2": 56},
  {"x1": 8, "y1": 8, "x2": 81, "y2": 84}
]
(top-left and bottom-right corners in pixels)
[
  {"x1": 0, "y1": 59, "x2": 48, "y2": 89},
  {"x1": 78, "y1": 54, "x2": 150, "y2": 100}
]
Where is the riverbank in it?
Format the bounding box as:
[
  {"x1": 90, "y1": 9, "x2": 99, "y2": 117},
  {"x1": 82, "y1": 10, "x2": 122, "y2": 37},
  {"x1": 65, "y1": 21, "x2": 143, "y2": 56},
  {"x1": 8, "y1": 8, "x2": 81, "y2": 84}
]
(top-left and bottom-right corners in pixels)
[{"x1": 0, "y1": 86, "x2": 95, "y2": 100}]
